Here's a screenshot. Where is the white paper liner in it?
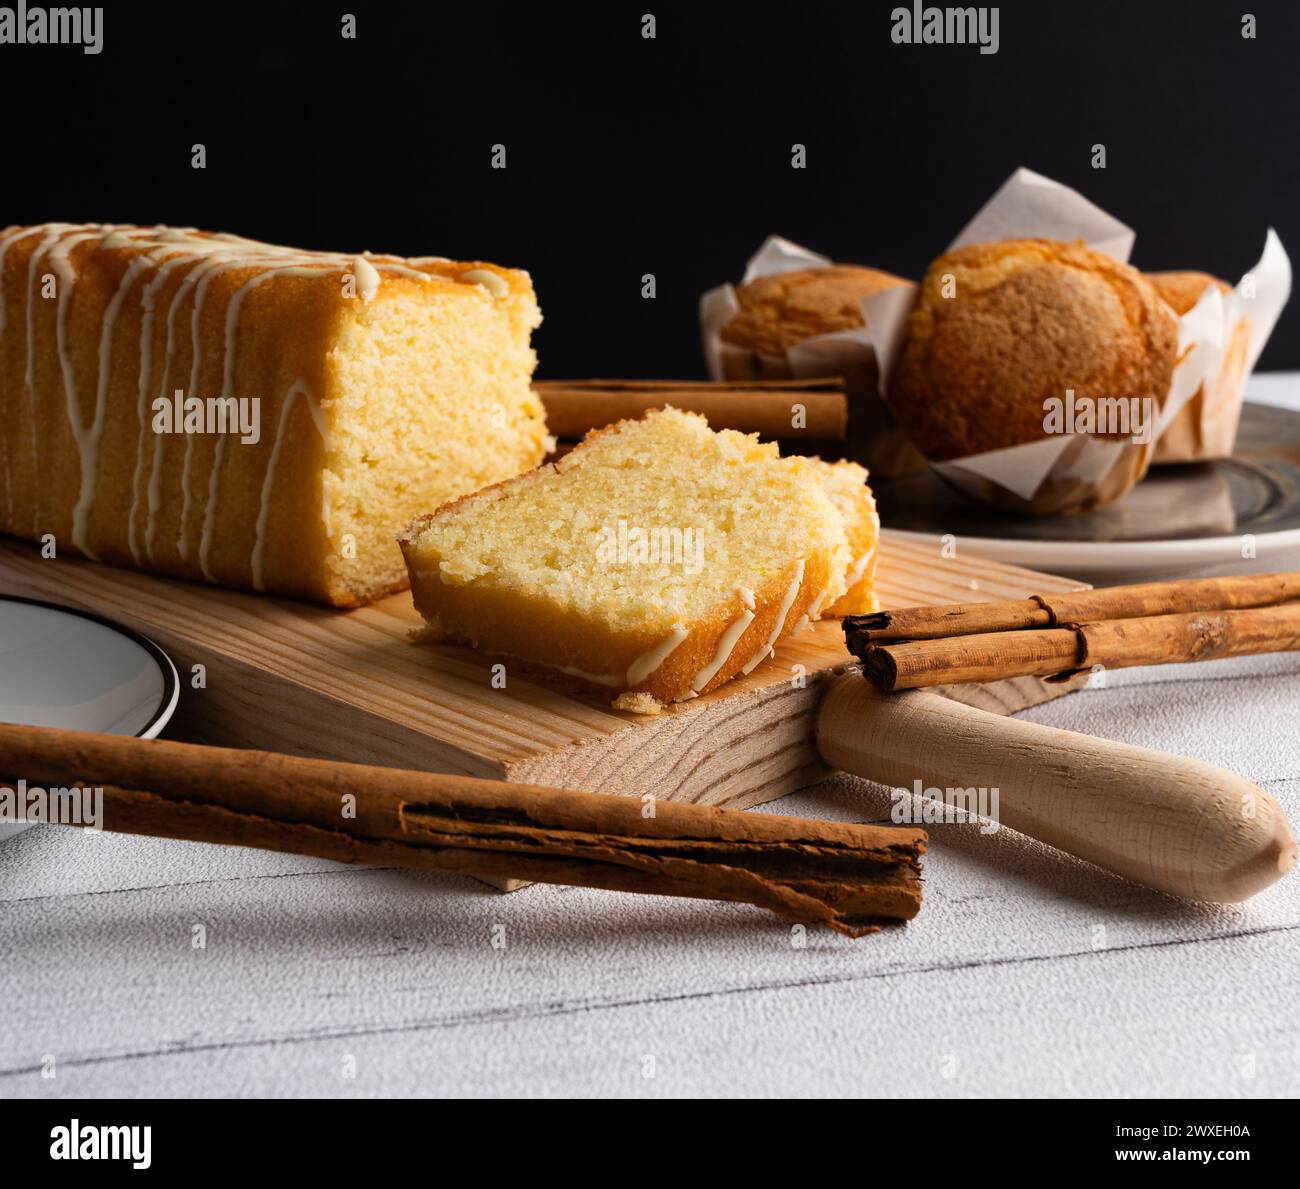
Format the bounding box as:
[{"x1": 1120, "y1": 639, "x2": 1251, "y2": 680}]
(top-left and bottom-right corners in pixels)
[
  {"x1": 1152, "y1": 228, "x2": 1290, "y2": 460},
  {"x1": 1242, "y1": 228, "x2": 1291, "y2": 373}
]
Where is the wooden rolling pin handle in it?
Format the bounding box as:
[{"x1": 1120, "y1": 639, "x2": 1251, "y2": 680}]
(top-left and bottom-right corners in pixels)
[{"x1": 816, "y1": 672, "x2": 1298, "y2": 902}]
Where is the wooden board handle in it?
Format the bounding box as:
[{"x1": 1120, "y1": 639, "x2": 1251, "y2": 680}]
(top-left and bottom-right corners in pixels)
[{"x1": 816, "y1": 672, "x2": 1298, "y2": 902}]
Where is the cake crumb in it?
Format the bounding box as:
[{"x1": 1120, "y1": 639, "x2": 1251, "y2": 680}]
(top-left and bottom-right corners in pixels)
[{"x1": 613, "y1": 691, "x2": 664, "y2": 716}]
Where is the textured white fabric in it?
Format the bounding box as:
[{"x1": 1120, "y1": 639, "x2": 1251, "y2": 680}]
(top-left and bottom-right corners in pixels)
[{"x1": 1, "y1": 392, "x2": 1298, "y2": 1100}]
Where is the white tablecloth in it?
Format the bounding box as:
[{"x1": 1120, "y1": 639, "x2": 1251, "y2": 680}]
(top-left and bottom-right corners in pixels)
[{"x1": 2, "y1": 387, "x2": 1298, "y2": 1099}]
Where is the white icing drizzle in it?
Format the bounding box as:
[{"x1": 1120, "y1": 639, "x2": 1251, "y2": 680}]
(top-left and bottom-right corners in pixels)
[
  {"x1": 77, "y1": 240, "x2": 171, "y2": 556},
  {"x1": 144, "y1": 249, "x2": 222, "y2": 560},
  {"x1": 626, "y1": 624, "x2": 687, "y2": 686},
  {"x1": 25, "y1": 225, "x2": 79, "y2": 531},
  {"x1": 354, "y1": 256, "x2": 380, "y2": 302},
  {"x1": 688, "y1": 609, "x2": 755, "y2": 695},
  {"x1": 460, "y1": 268, "x2": 508, "y2": 297},
  {"x1": 557, "y1": 664, "x2": 622, "y2": 687},
  {"x1": 47, "y1": 226, "x2": 114, "y2": 550},
  {"x1": 0, "y1": 224, "x2": 45, "y2": 334},
  {"x1": 128, "y1": 245, "x2": 200, "y2": 561},
  {"x1": 178, "y1": 251, "x2": 290, "y2": 561},
  {"x1": 373, "y1": 262, "x2": 435, "y2": 283},
  {"x1": 843, "y1": 541, "x2": 877, "y2": 589},
  {"x1": 252, "y1": 378, "x2": 328, "y2": 590},
  {"x1": 742, "y1": 559, "x2": 805, "y2": 675},
  {"x1": 735, "y1": 585, "x2": 756, "y2": 611},
  {"x1": 199, "y1": 261, "x2": 341, "y2": 578},
  {"x1": 806, "y1": 586, "x2": 832, "y2": 621}
]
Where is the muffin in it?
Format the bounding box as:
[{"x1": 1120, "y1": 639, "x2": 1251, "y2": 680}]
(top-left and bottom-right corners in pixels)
[
  {"x1": 1148, "y1": 271, "x2": 1251, "y2": 462},
  {"x1": 1148, "y1": 270, "x2": 1230, "y2": 318},
  {"x1": 886, "y1": 239, "x2": 1179, "y2": 514},
  {"x1": 719, "y1": 266, "x2": 910, "y2": 360},
  {"x1": 715, "y1": 264, "x2": 923, "y2": 478}
]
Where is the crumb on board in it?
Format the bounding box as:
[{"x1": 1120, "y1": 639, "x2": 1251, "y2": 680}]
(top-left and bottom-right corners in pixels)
[{"x1": 613, "y1": 691, "x2": 664, "y2": 716}]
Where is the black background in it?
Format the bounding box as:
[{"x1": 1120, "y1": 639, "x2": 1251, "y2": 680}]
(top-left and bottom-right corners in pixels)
[{"x1": 3, "y1": 0, "x2": 1298, "y2": 376}]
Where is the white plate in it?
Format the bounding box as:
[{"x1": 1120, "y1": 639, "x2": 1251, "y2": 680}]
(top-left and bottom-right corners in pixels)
[
  {"x1": 0, "y1": 596, "x2": 179, "y2": 841},
  {"x1": 883, "y1": 527, "x2": 1300, "y2": 583},
  {"x1": 874, "y1": 400, "x2": 1300, "y2": 582}
]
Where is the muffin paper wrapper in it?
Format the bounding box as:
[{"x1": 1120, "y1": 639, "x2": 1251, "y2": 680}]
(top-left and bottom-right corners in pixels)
[
  {"x1": 1152, "y1": 228, "x2": 1291, "y2": 462},
  {"x1": 704, "y1": 168, "x2": 1290, "y2": 506}
]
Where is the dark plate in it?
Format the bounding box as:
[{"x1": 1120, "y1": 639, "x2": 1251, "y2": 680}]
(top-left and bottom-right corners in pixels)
[{"x1": 872, "y1": 402, "x2": 1300, "y2": 578}]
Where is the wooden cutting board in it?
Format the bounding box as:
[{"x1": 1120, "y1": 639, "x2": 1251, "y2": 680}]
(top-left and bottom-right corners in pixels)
[{"x1": 0, "y1": 530, "x2": 1086, "y2": 810}]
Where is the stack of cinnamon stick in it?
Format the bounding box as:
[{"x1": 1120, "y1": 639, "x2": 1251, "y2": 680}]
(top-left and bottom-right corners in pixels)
[{"x1": 846, "y1": 572, "x2": 1300, "y2": 691}]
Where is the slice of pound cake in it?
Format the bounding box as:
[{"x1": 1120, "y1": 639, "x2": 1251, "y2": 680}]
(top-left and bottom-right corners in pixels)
[{"x1": 400, "y1": 407, "x2": 876, "y2": 708}]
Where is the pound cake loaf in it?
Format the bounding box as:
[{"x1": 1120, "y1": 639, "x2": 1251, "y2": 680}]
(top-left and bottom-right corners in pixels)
[
  {"x1": 400, "y1": 408, "x2": 873, "y2": 708},
  {"x1": 0, "y1": 222, "x2": 549, "y2": 604}
]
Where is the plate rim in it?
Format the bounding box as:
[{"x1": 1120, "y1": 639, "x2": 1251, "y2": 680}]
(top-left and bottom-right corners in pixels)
[
  {"x1": 881, "y1": 526, "x2": 1300, "y2": 573},
  {"x1": 0, "y1": 593, "x2": 180, "y2": 739}
]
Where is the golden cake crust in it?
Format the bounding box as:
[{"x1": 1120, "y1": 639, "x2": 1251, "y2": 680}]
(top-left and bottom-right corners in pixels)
[
  {"x1": 888, "y1": 238, "x2": 1179, "y2": 461},
  {"x1": 719, "y1": 265, "x2": 909, "y2": 357}
]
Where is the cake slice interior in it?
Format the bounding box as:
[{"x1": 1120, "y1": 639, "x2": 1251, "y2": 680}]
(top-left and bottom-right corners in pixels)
[{"x1": 400, "y1": 407, "x2": 871, "y2": 708}]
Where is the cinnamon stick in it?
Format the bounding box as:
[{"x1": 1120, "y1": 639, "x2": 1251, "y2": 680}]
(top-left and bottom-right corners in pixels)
[
  {"x1": 851, "y1": 604, "x2": 1300, "y2": 691},
  {"x1": 852, "y1": 572, "x2": 1300, "y2": 643},
  {"x1": 0, "y1": 723, "x2": 924, "y2": 936},
  {"x1": 534, "y1": 378, "x2": 848, "y2": 439},
  {"x1": 859, "y1": 628, "x2": 1081, "y2": 690},
  {"x1": 852, "y1": 597, "x2": 1051, "y2": 642}
]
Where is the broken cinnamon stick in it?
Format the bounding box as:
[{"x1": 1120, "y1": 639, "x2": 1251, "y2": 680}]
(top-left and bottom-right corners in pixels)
[
  {"x1": 534, "y1": 377, "x2": 848, "y2": 439},
  {"x1": 851, "y1": 604, "x2": 1300, "y2": 691},
  {"x1": 851, "y1": 572, "x2": 1300, "y2": 643},
  {"x1": 0, "y1": 723, "x2": 924, "y2": 936}
]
